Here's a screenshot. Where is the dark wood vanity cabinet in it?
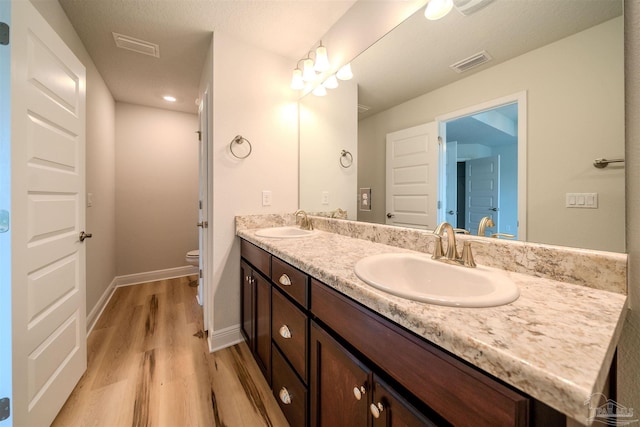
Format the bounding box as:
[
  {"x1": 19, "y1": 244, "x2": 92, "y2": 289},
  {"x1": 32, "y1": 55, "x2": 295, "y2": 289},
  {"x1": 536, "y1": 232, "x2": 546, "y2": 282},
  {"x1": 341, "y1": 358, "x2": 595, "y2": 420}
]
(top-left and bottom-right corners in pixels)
[
  {"x1": 240, "y1": 241, "x2": 272, "y2": 384},
  {"x1": 240, "y1": 238, "x2": 564, "y2": 427}
]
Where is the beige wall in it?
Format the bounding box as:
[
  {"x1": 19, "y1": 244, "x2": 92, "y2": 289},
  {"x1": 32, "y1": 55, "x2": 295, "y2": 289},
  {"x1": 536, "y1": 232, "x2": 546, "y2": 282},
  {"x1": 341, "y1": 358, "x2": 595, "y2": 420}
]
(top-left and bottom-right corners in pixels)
[
  {"x1": 619, "y1": 0, "x2": 640, "y2": 415},
  {"x1": 30, "y1": 0, "x2": 117, "y2": 319},
  {"x1": 209, "y1": 31, "x2": 298, "y2": 342},
  {"x1": 114, "y1": 103, "x2": 198, "y2": 276},
  {"x1": 359, "y1": 17, "x2": 624, "y2": 252},
  {"x1": 300, "y1": 80, "x2": 358, "y2": 217}
]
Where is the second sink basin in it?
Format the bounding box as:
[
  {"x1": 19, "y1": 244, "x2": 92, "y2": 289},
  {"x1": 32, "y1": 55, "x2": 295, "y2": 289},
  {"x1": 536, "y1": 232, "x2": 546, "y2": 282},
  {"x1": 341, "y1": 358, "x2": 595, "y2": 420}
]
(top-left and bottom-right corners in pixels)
[
  {"x1": 255, "y1": 226, "x2": 317, "y2": 239},
  {"x1": 354, "y1": 253, "x2": 519, "y2": 307}
]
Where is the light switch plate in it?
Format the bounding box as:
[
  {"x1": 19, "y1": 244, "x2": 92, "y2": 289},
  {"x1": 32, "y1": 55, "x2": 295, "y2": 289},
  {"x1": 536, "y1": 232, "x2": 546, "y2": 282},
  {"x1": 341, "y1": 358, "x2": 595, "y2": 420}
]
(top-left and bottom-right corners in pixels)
[
  {"x1": 566, "y1": 192, "x2": 598, "y2": 209},
  {"x1": 321, "y1": 191, "x2": 329, "y2": 205}
]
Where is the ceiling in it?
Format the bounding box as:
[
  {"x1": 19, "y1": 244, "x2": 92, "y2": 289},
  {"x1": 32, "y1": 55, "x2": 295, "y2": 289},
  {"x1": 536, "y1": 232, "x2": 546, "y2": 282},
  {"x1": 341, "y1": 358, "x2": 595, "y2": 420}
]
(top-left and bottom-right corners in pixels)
[{"x1": 58, "y1": 0, "x2": 357, "y2": 113}]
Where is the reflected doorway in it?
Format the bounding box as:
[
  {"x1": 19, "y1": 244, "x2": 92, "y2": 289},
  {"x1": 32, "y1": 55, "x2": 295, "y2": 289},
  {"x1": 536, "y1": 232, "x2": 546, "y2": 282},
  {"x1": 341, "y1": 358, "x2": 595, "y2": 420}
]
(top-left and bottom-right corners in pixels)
[{"x1": 437, "y1": 92, "x2": 527, "y2": 239}]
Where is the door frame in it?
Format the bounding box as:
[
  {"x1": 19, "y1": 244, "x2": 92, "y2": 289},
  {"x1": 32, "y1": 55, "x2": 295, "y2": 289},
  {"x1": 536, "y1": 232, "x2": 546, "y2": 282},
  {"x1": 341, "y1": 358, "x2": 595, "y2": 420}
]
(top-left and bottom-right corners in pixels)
[
  {"x1": 198, "y1": 86, "x2": 211, "y2": 329},
  {"x1": 436, "y1": 91, "x2": 527, "y2": 240}
]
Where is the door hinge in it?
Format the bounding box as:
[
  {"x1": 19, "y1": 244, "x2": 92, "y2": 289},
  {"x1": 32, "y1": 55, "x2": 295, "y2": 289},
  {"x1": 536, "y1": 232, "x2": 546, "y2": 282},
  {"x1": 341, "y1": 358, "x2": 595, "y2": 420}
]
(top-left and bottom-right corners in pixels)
[
  {"x1": 437, "y1": 136, "x2": 443, "y2": 145},
  {"x1": 0, "y1": 23, "x2": 9, "y2": 46},
  {"x1": 195, "y1": 130, "x2": 202, "y2": 141},
  {"x1": 0, "y1": 397, "x2": 10, "y2": 421},
  {"x1": 437, "y1": 200, "x2": 442, "y2": 209},
  {"x1": 0, "y1": 210, "x2": 8, "y2": 233},
  {"x1": 199, "y1": 200, "x2": 202, "y2": 209},
  {"x1": 199, "y1": 269, "x2": 203, "y2": 279}
]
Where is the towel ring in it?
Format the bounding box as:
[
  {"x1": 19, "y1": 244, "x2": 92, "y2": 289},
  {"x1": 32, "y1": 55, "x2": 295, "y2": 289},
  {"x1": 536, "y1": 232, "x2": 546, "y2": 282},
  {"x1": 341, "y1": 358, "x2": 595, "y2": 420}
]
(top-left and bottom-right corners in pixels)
[
  {"x1": 230, "y1": 135, "x2": 252, "y2": 159},
  {"x1": 340, "y1": 150, "x2": 353, "y2": 168}
]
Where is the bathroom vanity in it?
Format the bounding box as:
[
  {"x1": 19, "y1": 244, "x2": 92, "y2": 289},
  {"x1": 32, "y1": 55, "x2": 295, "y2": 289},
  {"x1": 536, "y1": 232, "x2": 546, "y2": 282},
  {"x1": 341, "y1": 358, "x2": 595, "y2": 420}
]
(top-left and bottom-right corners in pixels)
[{"x1": 237, "y1": 215, "x2": 627, "y2": 427}]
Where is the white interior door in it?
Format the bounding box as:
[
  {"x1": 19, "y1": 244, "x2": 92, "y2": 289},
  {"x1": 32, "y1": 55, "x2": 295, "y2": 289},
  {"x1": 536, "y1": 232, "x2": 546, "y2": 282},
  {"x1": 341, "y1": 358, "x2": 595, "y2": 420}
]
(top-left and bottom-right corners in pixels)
[
  {"x1": 11, "y1": 1, "x2": 87, "y2": 425},
  {"x1": 385, "y1": 122, "x2": 438, "y2": 229},
  {"x1": 197, "y1": 90, "x2": 209, "y2": 315},
  {"x1": 0, "y1": 2, "x2": 13, "y2": 425},
  {"x1": 466, "y1": 156, "x2": 500, "y2": 236}
]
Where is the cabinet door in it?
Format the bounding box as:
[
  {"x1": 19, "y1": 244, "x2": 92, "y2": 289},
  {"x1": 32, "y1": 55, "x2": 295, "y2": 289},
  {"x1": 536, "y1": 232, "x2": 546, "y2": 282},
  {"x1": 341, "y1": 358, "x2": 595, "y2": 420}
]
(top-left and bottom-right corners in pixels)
[
  {"x1": 371, "y1": 377, "x2": 441, "y2": 427},
  {"x1": 310, "y1": 321, "x2": 370, "y2": 427},
  {"x1": 255, "y1": 272, "x2": 271, "y2": 383},
  {"x1": 240, "y1": 260, "x2": 255, "y2": 351}
]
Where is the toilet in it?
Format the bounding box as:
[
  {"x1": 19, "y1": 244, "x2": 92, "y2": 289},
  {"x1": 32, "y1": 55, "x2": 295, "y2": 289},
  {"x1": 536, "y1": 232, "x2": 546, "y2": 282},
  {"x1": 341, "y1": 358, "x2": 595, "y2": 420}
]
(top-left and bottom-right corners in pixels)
[{"x1": 185, "y1": 249, "x2": 199, "y2": 287}]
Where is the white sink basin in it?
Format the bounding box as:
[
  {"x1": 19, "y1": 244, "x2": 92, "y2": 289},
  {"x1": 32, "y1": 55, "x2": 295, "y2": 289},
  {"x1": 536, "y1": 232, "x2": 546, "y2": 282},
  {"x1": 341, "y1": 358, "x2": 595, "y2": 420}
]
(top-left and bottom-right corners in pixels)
[
  {"x1": 255, "y1": 226, "x2": 317, "y2": 239},
  {"x1": 354, "y1": 253, "x2": 519, "y2": 307}
]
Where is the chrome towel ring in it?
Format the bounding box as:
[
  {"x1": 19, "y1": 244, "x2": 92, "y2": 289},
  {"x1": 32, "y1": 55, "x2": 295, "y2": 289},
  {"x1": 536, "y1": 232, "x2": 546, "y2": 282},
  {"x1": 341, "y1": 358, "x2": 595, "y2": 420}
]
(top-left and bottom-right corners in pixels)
[
  {"x1": 340, "y1": 150, "x2": 353, "y2": 168},
  {"x1": 230, "y1": 135, "x2": 252, "y2": 159}
]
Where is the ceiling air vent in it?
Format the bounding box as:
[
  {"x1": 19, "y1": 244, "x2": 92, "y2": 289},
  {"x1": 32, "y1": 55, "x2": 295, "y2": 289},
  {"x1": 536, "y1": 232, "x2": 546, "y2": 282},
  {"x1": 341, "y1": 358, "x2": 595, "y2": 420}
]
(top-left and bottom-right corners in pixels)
[
  {"x1": 358, "y1": 104, "x2": 371, "y2": 114},
  {"x1": 112, "y1": 32, "x2": 160, "y2": 58},
  {"x1": 449, "y1": 51, "x2": 492, "y2": 73}
]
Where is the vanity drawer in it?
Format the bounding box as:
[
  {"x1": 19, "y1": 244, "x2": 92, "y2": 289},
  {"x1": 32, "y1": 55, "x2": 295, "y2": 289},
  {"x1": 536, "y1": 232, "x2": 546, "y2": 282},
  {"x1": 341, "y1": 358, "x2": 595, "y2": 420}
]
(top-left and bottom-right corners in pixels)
[
  {"x1": 272, "y1": 257, "x2": 309, "y2": 308},
  {"x1": 272, "y1": 287, "x2": 308, "y2": 382},
  {"x1": 310, "y1": 278, "x2": 529, "y2": 427},
  {"x1": 241, "y1": 240, "x2": 271, "y2": 277},
  {"x1": 272, "y1": 344, "x2": 308, "y2": 427}
]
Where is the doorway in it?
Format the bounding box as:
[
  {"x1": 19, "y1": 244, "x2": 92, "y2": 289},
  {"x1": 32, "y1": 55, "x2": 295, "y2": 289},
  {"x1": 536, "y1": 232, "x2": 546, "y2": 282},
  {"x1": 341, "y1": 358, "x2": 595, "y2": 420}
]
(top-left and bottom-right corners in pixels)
[{"x1": 437, "y1": 92, "x2": 527, "y2": 239}]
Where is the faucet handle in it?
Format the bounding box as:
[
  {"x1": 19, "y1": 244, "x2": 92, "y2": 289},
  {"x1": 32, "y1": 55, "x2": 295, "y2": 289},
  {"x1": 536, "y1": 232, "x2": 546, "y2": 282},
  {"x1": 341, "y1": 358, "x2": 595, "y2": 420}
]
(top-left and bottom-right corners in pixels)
[
  {"x1": 461, "y1": 240, "x2": 486, "y2": 268},
  {"x1": 490, "y1": 232, "x2": 515, "y2": 239},
  {"x1": 430, "y1": 234, "x2": 444, "y2": 259}
]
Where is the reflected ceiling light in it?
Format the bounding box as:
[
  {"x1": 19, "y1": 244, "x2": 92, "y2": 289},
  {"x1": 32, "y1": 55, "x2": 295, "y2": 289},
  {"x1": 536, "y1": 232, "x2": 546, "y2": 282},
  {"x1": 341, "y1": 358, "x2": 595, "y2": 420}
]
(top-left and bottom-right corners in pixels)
[
  {"x1": 336, "y1": 63, "x2": 353, "y2": 81},
  {"x1": 425, "y1": 0, "x2": 453, "y2": 20},
  {"x1": 312, "y1": 85, "x2": 327, "y2": 97},
  {"x1": 163, "y1": 95, "x2": 176, "y2": 102},
  {"x1": 302, "y1": 58, "x2": 316, "y2": 82},
  {"x1": 290, "y1": 40, "x2": 346, "y2": 91},
  {"x1": 323, "y1": 75, "x2": 339, "y2": 89}
]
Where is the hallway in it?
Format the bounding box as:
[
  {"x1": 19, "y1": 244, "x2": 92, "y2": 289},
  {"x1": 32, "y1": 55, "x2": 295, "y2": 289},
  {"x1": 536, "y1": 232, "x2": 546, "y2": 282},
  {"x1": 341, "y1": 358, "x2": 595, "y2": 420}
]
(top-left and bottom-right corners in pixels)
[{"x1": 52, "y1": 277, "x2": 289, "y2": 427}]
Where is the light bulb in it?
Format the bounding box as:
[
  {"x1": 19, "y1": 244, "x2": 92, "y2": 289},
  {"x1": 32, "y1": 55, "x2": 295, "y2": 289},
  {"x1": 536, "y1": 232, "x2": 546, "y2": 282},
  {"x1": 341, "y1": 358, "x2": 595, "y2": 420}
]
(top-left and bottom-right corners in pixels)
[
  {"x1": 336, "y1": 63, "x2": 353, "y2": 81},
  {"x1": 302, "y1": 58, "x2": 316, "y2": 82},
  {"x1": 163, "y1": 95, "x2": 177, "y2": 102},
  {"x1": 312, "y1": 85, "x2": 327, "y2": 96},
  {"x1": 323, "y1": 75, "x2": 339, "y2": 89},
  {"x1": 425, "y1": 0, "x2": 453, "y2": 20},
  {"x1": 314, "y1": 44, "x2": 330, "y2": 72},
  {"x1": 291, "y1": 68, "x2": 304, "y2": 90}
]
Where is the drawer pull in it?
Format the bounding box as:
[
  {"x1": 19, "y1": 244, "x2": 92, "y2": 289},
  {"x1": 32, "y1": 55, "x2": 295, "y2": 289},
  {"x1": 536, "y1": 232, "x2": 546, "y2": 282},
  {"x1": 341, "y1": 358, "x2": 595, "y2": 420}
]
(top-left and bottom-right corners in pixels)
[
  {"x1": 353, "y1": 385, "x2": 366, "y2": 400},
  {"x1": 279, "y1": 274, "x2": 292, "y2": 286},
  {"x1": 279, "y1": 325, "x2": 292, "y2": 339},
  {"x1": 279, "y1": 387, "x2": 292, "y2": 405},
  {"x1": 370, "y1": 402, "x2": 384, "y2": 418}
]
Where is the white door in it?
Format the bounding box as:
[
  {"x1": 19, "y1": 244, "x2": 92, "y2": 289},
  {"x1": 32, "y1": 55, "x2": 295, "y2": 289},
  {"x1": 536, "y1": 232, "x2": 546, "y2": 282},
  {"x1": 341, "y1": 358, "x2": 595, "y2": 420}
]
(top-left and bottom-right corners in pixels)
[
  {"x1": 385, "y1": 122, "x2": 438, "y2": 229},
  {"x1": 466, "y1": 156, "x2": 500, "y2": 236},
  {"x1": 0, "y1": 2, "x2": 13, "y2": 425},
  {"x1": 197, "y1": 90, "x2": 209, "y2": 315},
  {"x1": 10, "y1": 1, "x2": 87, "y2": 425}
]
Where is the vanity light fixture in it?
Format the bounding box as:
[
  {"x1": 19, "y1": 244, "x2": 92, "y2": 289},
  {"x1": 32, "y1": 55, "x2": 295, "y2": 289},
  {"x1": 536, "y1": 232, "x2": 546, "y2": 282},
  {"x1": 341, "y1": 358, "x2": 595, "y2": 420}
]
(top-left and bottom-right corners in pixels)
[
  {"x1": 163, "y1": 95, "x2": 177, "y2": 102},
  {"x1": 312, "y1": 85, "x2": 327, "y2": 97},
  {"x1": 425, "y1": 0, "x2": 454, "y2": 20},
  {"x1": 336, "y1": 63, "x2": 353, "y2": 81},
  {"x1": 314, "y1": 42, "x2": 330, "y2": 72}
]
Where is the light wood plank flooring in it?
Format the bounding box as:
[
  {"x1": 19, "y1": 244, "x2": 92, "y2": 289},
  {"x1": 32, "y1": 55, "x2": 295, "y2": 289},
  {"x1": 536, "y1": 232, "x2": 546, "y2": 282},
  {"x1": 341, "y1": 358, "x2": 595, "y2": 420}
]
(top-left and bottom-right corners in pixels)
[{"x1": 52, "y1": 276, "x2": 289, "y2": 427}]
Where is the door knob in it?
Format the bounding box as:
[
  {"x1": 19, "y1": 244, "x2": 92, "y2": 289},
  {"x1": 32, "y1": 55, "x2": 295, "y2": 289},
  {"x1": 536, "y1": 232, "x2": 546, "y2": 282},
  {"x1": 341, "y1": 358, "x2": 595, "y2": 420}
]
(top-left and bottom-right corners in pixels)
[
  {"x1": 79, "y1": 231, "x2": 92, "y2": 242},
  {"x1": 447, "y1": 210, "x2": 456, "y2": 215},
  {"x1": 489, "y1": 208, "x2": 498, "y2": 212},
  {"x1": 197, "y1": 221, "x2": 208, "y2": 228},
  {"x1": 386, "y1": 213, "x2": 394, "y2": 218}
]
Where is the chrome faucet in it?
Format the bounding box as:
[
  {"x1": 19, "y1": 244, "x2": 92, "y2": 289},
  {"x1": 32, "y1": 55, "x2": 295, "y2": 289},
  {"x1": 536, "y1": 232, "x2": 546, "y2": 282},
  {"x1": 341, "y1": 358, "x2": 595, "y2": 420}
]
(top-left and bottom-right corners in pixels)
[
  {"x1": 294, "y1": 209, "x2": 314, "y2": 230},
  {"x1": 477, "y1": 216, "x2": 495, "y2": 236}
]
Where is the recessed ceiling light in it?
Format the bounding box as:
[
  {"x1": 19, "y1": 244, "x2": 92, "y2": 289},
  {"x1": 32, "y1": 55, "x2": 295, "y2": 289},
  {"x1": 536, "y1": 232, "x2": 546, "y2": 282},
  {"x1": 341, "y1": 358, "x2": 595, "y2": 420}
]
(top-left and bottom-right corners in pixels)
[{"x1": 163, "y1": 95, "x2": 177, "y2": 102}]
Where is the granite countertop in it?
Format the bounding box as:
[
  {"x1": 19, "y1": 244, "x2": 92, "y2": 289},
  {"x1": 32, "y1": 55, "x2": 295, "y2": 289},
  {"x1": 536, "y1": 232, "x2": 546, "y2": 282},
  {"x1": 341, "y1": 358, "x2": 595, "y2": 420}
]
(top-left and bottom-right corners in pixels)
[{"x1": 237, "y1": 227, "x2": 628, "y2": 424}]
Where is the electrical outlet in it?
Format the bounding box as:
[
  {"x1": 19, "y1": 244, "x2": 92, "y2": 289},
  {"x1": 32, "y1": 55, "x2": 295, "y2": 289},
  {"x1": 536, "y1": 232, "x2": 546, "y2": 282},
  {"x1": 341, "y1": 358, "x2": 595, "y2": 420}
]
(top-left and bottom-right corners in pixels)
[
  {"x1": 262, "y1": 190, "x2": 272, "y2": 206},
  {"x1": 321, "y1": 191, "x2": 329, "y2": 205},
  {"x1": 359, "y1": 188, "x2": 372, "y2": 211}
]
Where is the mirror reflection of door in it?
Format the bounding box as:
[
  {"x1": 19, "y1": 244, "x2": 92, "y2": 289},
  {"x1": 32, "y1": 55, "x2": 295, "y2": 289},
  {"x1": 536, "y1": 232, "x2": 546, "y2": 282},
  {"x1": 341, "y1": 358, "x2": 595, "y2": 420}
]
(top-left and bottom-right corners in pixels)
[{"x1": 441, "y1": 102, "x2": 519, "y2": 238}]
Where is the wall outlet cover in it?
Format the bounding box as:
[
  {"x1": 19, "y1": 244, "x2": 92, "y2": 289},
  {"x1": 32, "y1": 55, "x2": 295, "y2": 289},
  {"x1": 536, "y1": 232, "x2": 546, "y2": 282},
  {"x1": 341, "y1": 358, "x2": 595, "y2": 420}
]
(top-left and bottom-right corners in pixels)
[{"x1": 359, "y1": 188, "x2": 372, "y2": 211}]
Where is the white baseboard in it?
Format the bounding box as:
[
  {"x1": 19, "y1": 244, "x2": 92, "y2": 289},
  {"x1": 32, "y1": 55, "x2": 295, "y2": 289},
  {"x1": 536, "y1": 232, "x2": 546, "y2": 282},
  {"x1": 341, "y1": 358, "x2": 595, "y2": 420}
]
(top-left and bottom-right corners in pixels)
[
  {"x1": 86, "y1": 277, "x2": 117, "y2": 335},
  {"x1": 114, "y1": 265, "x2": 198, "y2": 287},
  {"x1": 86, "y1": 265, "x2": 199, "y2": 336},
  {"x1": 208, "y1": 324, "x2": 243, "y2": 353}
]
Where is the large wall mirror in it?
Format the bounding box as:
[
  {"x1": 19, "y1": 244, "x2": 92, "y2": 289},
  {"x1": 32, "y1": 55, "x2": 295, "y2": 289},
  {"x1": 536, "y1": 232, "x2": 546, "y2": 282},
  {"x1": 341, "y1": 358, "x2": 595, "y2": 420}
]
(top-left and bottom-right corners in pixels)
[{"x1": 299, "y1": 0, "x2": 625, "y2": 252}]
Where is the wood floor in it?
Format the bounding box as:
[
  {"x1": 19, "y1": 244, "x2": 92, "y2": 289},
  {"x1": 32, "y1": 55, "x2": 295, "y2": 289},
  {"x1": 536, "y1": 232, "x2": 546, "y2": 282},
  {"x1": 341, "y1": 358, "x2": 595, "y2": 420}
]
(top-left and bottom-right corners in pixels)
[{"x1": 52, "y1": 276, "x2": 290, "y2": 427}]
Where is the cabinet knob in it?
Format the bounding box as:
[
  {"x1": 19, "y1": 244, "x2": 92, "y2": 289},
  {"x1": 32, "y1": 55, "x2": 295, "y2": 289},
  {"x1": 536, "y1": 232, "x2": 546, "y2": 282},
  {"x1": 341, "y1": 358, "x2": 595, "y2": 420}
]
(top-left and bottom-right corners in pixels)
[
  {"x1": 279, "y1": 274, "x2": 292, "y2": 286},
  {"x1": 279, "y1": 387, "x2": 292, "y2": 405},
  {"x1": 370, "y1": 402, "x2": 384, "y2": 418},
  {"x1": 353, "y1": 386, "x2": 366, "y2": 400},
  {"x1": 279, "y1": 325, "x2": 292, "y2": 339}
]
